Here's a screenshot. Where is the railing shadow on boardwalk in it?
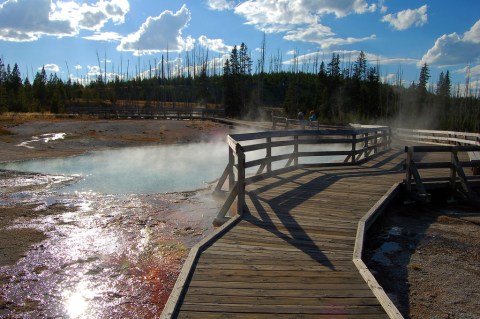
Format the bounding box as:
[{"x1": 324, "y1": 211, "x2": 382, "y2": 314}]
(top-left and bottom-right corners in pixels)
[
  {"x1": 244, "y1": 171, "x2": 338, "y2": 269},
  {"x1": 240, "y1": 160, "x2": 405, "y2": 270}
]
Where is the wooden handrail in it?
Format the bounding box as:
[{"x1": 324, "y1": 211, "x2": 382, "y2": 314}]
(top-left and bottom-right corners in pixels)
[
  {"x1": 213, "y1": 126, "x2": 392, "y2": 225},
  {"x1": 404, "y1": 145, "x2": 480, "y2": 201},
  {"x1": 65, "y1": 106, "x2": 225, "y2": 119},
  {"x1": 395, "y1": 128, "x2": 480, "y2": 146},
  {"x1": 272, "y1": 115, "x2": 344, "y2": 130}
]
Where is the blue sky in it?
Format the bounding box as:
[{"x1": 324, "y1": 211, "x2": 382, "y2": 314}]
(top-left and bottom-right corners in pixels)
[{"x1": 1, "y1": 0, "x2": 479, "y2": 94}]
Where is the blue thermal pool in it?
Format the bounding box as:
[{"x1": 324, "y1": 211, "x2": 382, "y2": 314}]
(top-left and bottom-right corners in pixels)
[{"x1": 0, "y1": 142, "x2": 227, "y2": 194}]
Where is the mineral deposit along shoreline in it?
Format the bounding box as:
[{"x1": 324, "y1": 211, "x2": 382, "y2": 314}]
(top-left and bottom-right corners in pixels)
[{"x1": 0, "y1": 119, "x2": 232, "y2": 318}]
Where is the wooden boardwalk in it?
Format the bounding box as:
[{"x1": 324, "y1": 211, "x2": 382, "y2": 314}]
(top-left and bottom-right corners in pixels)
[{"x1": 163, "y1": 148, "x2": 408, "y2": 318}]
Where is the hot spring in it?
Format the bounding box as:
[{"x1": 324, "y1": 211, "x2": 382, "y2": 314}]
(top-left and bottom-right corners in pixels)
[
  {"x1": 0, "y1": 138, "x2": 348, "y2": 194},
  {"x1": 0, "y1": 142, "x2": 228, "y2": 194}
]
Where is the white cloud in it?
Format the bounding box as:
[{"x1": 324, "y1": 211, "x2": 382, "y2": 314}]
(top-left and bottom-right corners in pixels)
[
  {"x1": 0, "y1": 0, "x2": 74, "y2": 41},
  {"x1": 83, "y1": 31, "x2": 123, "y2": 42},
  {"x1": 284, "y1": 24, "x2": 334, "y2": 42},
  {"x1": 234, "y1": 0, "x2": 377, "y2": 34},
  {"x1": 382, "y1": 5, "x2": 428, "y2": 31},
  {"x1": 87, "y1": 65, "x2": 101, "y2": 76},
  {"x1": 319, "y1": 0, "x2": 377, "y2": 17},
  {"x1": 283, "y1": 50, "x2": 418, "y2": 67},
  {"x1": 234, "y1": 0, "x2": 317, "y2": 32},
  {"x1": 420, "y1": 20, "x2": 480, "y2": 67},
  {"x1": 231, "y1": 0, "x2": 378, "y2": 49},
  {"x1": 378, "y1": 0, "x2": 388, "y2": 13},
  {"x1": 454, "y1": 64, "x2": 480, "y2": 78},
  {"x1": 75, "y1": 65, "x2": 83, "y2": 70},
  {"x1": 198, "y1": 35, "x2": 232, "y2": 53},
  {"x1": 51, "y1": 0, "x2": 129, "y2": 31},
  {"x1": 381, "y1": 73, "x2": 396, "y2": 84},
  {"x1": 464, "y1": 20, "x2": 480, "y2": 44},
  {"x1": 319, "y1": 34, "x2": 376, "y2": 49},
  {"x1": 207, "y1": 0, "x2": 235, "y2": 11},
  {"x1": 284, "y1": 24, "x2": 375, "y2": 49},
  {"x1": 41, "y1": 64, "x2": 60, "y2": 73},
  {"x1": 0, "y1": 0, "x2": 129, "y2": 42},
  {"x1": 471, "y1": 64, "x2": 480, "y2": 77},
  {"x1": 117, "y1": 5, "x2": 194, "y2": 54}
]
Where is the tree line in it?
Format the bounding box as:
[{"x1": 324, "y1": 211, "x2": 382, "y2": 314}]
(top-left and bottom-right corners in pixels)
[{"x1": 0, "y1": 46, "x2": 479, "y2": 132}]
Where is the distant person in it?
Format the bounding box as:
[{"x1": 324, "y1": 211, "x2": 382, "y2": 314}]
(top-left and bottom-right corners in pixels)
[
  {"x1": 297, "y1": 110, "x2": 304, "y2": 121},
  {"x1": 309, "y1": 110, "x2": 317, "y2": 121},
  {"x1": 297, "y1": 110, "x2": 305, "y2": 129}
]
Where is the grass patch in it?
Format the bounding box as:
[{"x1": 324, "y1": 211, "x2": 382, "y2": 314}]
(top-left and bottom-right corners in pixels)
[
  {"x1": 0, "y1": 112, "x2": 89, "y2": 128},
  {"x1": 0, "y1": 126, "x2": 13, "y2": 135}
]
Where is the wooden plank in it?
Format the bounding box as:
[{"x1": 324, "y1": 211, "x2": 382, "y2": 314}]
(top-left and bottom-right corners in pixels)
[
  {"x1": 177, "y1": 312, "x2": 388, "y2": 319},
  {"x1": 181, "y1": 295, "x2": 383, "y2": 306},
  {"x1": 179, "y1": 303, "x2": 387, "y2": 315}
]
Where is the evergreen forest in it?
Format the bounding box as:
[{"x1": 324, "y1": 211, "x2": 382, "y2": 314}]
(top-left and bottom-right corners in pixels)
[{"x1": 1, "y1": 44, "x2": 479, "y2": 132}]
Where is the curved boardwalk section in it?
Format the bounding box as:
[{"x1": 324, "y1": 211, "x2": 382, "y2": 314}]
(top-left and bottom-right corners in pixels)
[{"x1": 164, "y1": 148, "x2": 406, "y2": 319}]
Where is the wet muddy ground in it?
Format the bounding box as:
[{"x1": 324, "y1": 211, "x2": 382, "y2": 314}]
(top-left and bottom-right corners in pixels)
[
  {"x1": 364, "y1": 195, "x2": 480, "y2": 319},
  {"x1": 0, "y1": 170, "x2": 222, "y2": 318},
  {"x1": 0, "y1": 118, "x2": 231, "y2": 318}
]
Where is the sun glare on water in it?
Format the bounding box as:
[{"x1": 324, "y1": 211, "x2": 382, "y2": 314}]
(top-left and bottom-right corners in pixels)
[{"x1": 63, "y1": 282, "x2": 93, "y2": 318}]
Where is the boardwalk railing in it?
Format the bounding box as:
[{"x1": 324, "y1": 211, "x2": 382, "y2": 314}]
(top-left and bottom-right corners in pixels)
[
  {"x1": 65, "y1": 105, "x2": 225, "y2": 120},
  {"x1": 272, "y1": 115, "x2": 320, "y2": 130},
  {"x1": 396, "y1": 128, "x2": 480, "y2": 146},
  {"x1": 271, "y1": 115, "x2": 343, "y2": 130},
  {"x1": 404, "y1": 145, "x2": 480, "y2": 201},
  {"x1": 213, "y1": 126, "x2": 392, "y2": 226}
]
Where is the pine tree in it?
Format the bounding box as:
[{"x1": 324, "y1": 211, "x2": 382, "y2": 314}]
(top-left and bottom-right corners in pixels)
[
  {"x1": 437, "y1": 70, "x2": 451, "y2": 98},
  {"x1": 239, "y1": 43, "x2": 252, "y2": 75},
  {"x1": 327, "y1": 54, "x2": 341, "y2": 78},
  {"x1": 7, "y1": 63, "x2": 22, "y2": 94},
  {"x1": 353, "y1": 51, "x2": 367, "y2": 81},
  {"x1": 436, "y1": 71, "x2": 445, "y2": 96},
  {"x1": 418, "y1": 62, "x2": 430, "y2": 93},
  {"x1": 33, "y1": 66, "x2": 48, "y2": 110},
  {"x1": 229, "y1": 45, "x2": 240, "y2": 75}
]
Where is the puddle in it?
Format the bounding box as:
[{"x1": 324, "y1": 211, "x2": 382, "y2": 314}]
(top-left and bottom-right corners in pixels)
[
  {"x1": 17, "y1": 133, "x2": 67, "y2": 149},
  {"x1": 372, "y1": 241, "x2": 402, "y2": 266}
]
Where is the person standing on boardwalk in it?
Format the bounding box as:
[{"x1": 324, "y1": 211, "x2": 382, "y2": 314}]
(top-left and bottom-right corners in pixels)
[{"x1": 297, "y1": 110, "x2": 305, "y2": 129}]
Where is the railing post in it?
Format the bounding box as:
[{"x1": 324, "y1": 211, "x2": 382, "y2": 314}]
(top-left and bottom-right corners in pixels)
[
  {"x1": 228, "y1": 147, "x2": 234, "y2": 191},
  {"x1": 449, "y1": 149, "x2": 457, "y2": 194},
  {"x1": 352, "y1": 134, "x2": 357, "y2": 164},
  {"x1": 294, "y1": 135, "x2": 299, "y2": 166},
  {"x1": 236, "y1": 145, "x2": 246, "y2": 216},
  {"x1": 364, "y1": 132, "x2": 369, "y2": 159},
  {"x1": 388, "y1": 127, "x2": 392, "y2": 150},
  {"x1": 267, "y1": 137, "x2": 272, "y2": 173},
  {"x1": 405, "y1": 146, "x2": 413, "y2": 193}
]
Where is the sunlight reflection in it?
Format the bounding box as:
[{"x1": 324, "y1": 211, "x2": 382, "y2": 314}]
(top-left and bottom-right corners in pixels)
[{"x1": 63, "y1": 282, "x2": 93, "y2": 318}]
